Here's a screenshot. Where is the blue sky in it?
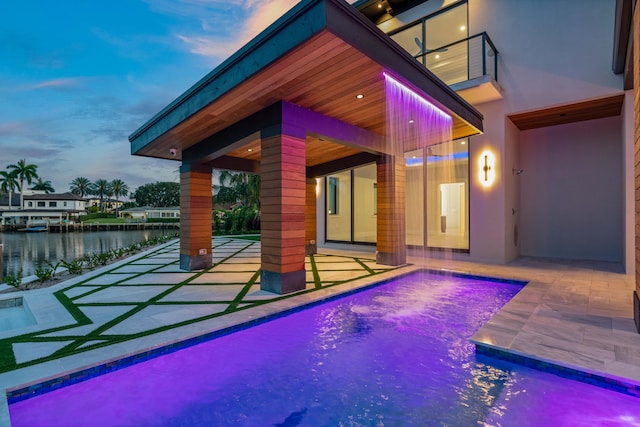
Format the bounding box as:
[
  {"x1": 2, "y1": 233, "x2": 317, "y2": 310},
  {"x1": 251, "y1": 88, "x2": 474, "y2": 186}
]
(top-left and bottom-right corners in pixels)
[{"x1": 0, "y1": 0, "x2": 315, "y2": 194}]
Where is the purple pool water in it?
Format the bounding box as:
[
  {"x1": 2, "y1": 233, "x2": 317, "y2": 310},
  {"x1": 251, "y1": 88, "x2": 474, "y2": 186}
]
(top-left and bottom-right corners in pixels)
[{"x1": 9, "y1": 272, "x2": 640, "y2": 426}]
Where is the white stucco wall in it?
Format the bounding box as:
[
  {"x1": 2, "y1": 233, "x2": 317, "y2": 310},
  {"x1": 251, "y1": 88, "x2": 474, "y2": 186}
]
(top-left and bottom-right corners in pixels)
[{"x1": 519, "y1": 116, "x2": 623, "y2": 262}]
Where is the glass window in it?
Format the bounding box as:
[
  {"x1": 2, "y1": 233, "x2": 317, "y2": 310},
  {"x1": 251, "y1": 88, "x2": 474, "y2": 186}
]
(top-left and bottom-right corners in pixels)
[
  {"x1": 425, "y1": 139, "x2": 469, "y2": 250},
  {"x1": 49, "y1": 202, "x2": 57, "y2": 207},
  {"x1": 353, "y1": 164, "x2": 377, "y2": 243},
  {"x1": 326, "y1": 171, "x2": 351, "y2": 241},
  {"x1": 390, "y1": 22, "x2": 423, "y2": 58},
  {"x1": 424, "y1": 3, "x2": 469, "y2": 85},
  {"x1": 405, "y1": 149, "x2": 425, "y2": 246},
  {"x1": 328, "y1": 177, "x2": 339, "y2": 215},
  {"x1": 37, "y1": 201, "x2": 45, "y2": 207},
  {"x1": 28, "y1": 201, "x2": 32, "y2": 207}
]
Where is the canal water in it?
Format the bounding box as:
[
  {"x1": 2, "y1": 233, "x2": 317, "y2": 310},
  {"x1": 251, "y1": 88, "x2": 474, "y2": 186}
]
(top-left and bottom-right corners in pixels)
[{"x1": 0, "y1": 230, "x2": 176, "y2": 279}]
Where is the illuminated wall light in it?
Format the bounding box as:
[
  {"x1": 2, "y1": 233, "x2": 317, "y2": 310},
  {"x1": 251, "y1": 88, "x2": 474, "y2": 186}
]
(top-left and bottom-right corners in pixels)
[
  {"x1": 479, "y1": 150, "x2": 496, "y2": 188},
  {"x1": 460, "y1": 25, "x2": 466, "y2": 31},
  {"x1": 247, "y1": 148, "x2": 253, "y2": 152},
  {"x1": 315, "y1": 177, "x2": 321, "y2": 197},
  {"x1": 356, "y1": 94, "x2": 364, "y2": 99},
  {"x1": 435, "y1": 54, "x2": 440, "y2": 59}
]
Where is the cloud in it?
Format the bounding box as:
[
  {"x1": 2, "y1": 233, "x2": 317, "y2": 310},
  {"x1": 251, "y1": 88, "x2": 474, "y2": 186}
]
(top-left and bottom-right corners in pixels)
[
  {"x1": 0, "y1": 121, "x2": 27, "y2": 137},
  {"x1": 172, "y1": 0, "x2": 299, "y2": 61},
  {"x1": 175, "y1": 34, "x2": 237, "y2": 61},
  {"x1": 27, "y1": 77, "x2": 84, "y2": 91}
]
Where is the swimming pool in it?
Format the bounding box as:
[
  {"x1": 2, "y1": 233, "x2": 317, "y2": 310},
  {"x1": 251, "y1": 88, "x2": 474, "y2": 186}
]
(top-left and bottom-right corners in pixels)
[{"x1": 8, "y1": 271, "x2": 640, "y2": 426}]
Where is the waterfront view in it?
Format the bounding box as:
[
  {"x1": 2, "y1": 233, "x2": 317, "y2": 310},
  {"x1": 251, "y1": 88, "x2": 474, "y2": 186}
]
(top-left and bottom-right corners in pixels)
[{"x1": 0, "y1": 230, "x2": 174, "y2": 279}]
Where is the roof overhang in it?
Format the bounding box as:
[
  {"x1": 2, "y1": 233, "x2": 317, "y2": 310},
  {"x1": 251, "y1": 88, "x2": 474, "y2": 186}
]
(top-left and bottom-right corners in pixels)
[
  {"x1": 129, "y1": 0, "x2": 482, "y2": 165},
  {"x1": 612, "y1": 0, "x2": 635, "y2": 90}
]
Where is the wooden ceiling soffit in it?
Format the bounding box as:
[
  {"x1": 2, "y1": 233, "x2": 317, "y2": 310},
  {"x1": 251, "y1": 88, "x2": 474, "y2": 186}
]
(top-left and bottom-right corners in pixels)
[
  {"x1": 129, "y1": 0, "x2": 483, "y2": 161},
  {"x1": 508, "y1": 94, "x2": 625, "y2": 131}
]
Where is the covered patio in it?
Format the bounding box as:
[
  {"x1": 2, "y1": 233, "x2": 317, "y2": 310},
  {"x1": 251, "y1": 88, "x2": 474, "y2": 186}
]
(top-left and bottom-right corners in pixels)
[{"x1": 129, "y1": 0, "x2": 482, "y2": 294}]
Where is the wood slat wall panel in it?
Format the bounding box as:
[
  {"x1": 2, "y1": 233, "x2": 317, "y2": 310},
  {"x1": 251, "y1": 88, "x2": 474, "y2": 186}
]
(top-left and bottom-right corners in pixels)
[
  {"x1": 179, "y1": 170, "x2": 213, "y2": 257},
  {"x1": 376, "y1": 157, "x2": 406, "y2": 257},
  {"x1": 633, "y1": 4, "x2": 640, "y2": 300},
  {"x1": 261, "y1": 133, "x2": 306, "y2": 274}
]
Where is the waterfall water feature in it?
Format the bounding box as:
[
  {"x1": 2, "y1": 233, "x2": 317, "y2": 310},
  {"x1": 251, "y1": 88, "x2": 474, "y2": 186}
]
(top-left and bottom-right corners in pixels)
[{"x1": 383, "y1": 72, "x2": 456, "y2": 256}]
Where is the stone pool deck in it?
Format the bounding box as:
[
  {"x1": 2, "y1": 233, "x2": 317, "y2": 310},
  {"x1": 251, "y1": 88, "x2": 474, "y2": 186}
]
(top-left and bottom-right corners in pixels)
[{"x1": 0, "y1": 237, "x2": 638, "y2": 425}]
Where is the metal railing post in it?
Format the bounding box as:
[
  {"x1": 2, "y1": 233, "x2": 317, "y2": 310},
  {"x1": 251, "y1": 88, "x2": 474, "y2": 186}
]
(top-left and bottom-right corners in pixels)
[{"x1": 482, "y1": 33, "x2": 487, "y2": 77}]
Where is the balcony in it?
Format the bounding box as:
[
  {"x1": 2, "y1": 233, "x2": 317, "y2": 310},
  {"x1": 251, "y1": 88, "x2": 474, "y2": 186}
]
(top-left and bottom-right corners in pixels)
[{"x1": 414, "y1": 32, "x2": 503, "y2": 105}]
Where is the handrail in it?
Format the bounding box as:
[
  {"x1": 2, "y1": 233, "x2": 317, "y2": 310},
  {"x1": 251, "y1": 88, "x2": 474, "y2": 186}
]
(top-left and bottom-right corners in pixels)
[
  {"x1": 413, "y1": 31, "x2": 499, "y2": 85},
  {"x1": 414, "y1": 32, "x2": 499, "y2": 60}
]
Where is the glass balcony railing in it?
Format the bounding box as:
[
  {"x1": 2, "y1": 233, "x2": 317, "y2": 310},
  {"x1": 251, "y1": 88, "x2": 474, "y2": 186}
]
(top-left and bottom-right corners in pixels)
[{"x1": 414, "y1": 32, "x2": 498, "y2": 87}]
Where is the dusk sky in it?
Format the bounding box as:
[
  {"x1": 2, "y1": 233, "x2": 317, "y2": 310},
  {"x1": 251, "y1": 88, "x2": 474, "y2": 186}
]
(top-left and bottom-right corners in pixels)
[{"x1": 0, "y1": 0, "x2": 356, "y2": 195}]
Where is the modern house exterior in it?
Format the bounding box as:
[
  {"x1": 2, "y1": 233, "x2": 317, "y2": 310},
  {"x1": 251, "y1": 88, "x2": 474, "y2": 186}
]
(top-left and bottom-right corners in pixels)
[
  {"x1": 129, "y1": 0, "x2": 639, "y2": 325},
  {"x1": 86, "y1": 197, "x2": 124, "y2": 213},
  {"x1": 119, "y1": 206, "x2": 180, "y2": 221},
  {"x1": 0, "y1": 192, "x2": 87, "y2": 226}
]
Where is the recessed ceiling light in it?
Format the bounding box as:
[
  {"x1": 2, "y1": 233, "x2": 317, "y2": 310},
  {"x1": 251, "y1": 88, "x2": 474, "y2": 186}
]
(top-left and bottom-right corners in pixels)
[
  {"x1": 435, "y1": 54, "x2": 440, "y2": 59},
  {"x1": 460, "y1": 140, "x2": 466, "y2": 145},
  {"x1": 356, "y1": 94, "x2": 364, "y2": 99},
  {"x1": 378, "y1": 3, "x2": 383, "y2": 8},
  {"x1": 409, "y1": 119, "x2": 414, "y2": 124},
  {"x1": 460, "y1": 25, "x2": 466, "y2": 31},
  {"x1": 247, "y1": 148, "x2": 253, "y2": 152}
]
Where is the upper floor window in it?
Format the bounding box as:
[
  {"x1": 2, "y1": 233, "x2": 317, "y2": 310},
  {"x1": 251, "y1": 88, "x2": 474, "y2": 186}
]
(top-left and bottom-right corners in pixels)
[
  {"x1": 28, "y1": 201, "x2": 33, "y2": 207},
  {"x1": 49, "y1": 202, "x2": 57, "y2": 207},
  {"x1": 37, "y1": 201, "x2": 45, "y2": 207},
  {"x1": 389, "y1": 1, "x2": 469, "y2": 85},
  {"x1": 63, "y1": 202, "x2": 67, "y2": 207}
]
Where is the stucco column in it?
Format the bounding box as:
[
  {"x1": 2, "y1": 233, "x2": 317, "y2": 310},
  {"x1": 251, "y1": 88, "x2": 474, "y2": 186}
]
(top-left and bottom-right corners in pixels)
[
  {"x1": 260, "y1": 127, "x2": 307, "y2": 294},
  {"x1": 376, "y1": 154, "x2": 406, "y2": 266},
  {"x1": 305, "y1": 177, "x2": 317, "y2": 255},
  {"x1": 179, "y1": 163, "x2": 213, "y2": 271}
]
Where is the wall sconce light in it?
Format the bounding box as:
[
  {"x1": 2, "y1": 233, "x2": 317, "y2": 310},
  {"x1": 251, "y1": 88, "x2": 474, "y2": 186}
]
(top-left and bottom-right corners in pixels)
[{"x1": 479, "y1": 150, "x2": 496, "y2": 188}]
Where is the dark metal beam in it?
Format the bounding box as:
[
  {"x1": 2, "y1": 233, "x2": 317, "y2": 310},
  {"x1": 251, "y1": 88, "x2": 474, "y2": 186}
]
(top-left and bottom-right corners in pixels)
[
  {"x1": 613, "y1": 0, "x2": 633, "y2": 74},
  {"x1": 307, "y1": 152, "x2": 380, "y2": 178}
]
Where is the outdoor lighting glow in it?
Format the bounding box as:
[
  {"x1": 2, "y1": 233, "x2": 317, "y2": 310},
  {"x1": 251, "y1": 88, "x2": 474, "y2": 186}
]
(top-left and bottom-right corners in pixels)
[
  {"x1": 315, "y1": 177, "x2": 321, "y2": 197},
  {"x1": 409, "y1": 119, "x2": 414, "y2": 124},
  {"x1": 460, "y1": 140, "x2": 466, "y2": 145},
  {"x1": 247, "y1": 148, "x2": 253, "y2": 152},
  {"x1": 435, "y1": 54, "x2": 440, "y2": 59},
  {"x1": 378, "y1": 3, "x2": 382, "y2": 8},
  {"x1": 356, "y1": 94, "x2": 364, "y2": 99},
  {"x1": 479, "y1": 149, "x2": 496, "y2": 188},
  {"x1": 382, "y1": 72, "x2": 451, "y2": 120},
  {"x1": 460, "y1": 25, "x2": 466, "y2": 31}
]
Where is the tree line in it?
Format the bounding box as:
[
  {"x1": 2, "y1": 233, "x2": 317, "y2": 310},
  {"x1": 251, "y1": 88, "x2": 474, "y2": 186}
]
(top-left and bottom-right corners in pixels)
[
  {"x1": 0, "y1": 159, "x2": 181, "y2": 212},
  {"x1": 0, "y1": 160, "x2": 260, "y2": 213}
]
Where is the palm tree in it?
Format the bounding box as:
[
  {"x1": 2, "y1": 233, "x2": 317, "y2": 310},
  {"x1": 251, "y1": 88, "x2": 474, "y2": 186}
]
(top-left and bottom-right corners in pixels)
[
  {"x1": 93, "y1": 179, "x2": 113, "y2": 212},
  {"x1": 0, "y1": 169, "x2": 19, "y2": 210},
  {"x1": 31, "y1": 177, "x2": 55, "y2": 193},
  {"x1": 8, "y1": 159, "x2": 39, "y2": 209},
  {"x1": 214, "y1": 170, "x2": 260, "y2": 208},
  {"x1": 110, "y1": 179, "x2": 129, "y2": 215},
  {"x1": 69, "y1": 177, "x2": 93, "y2": 198}
]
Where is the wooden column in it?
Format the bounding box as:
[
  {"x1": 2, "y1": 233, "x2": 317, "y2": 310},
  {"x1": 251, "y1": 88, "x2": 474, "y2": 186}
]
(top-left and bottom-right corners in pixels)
[
  {"x1": 633, "y1": 1, "x2": 640, "y2": 332},
  {"x1": 179, "y1": 164, "x2": 213, "y2": 271},
  {"x1": 260, "y1": 127, "x2": 307, "y2": 294},
  {"x1": 306, "y1": 177, "x2": 317, "y2": 255},
  {"x1": 376, "y1": 154, "x2": 406, "y2": 266}
]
